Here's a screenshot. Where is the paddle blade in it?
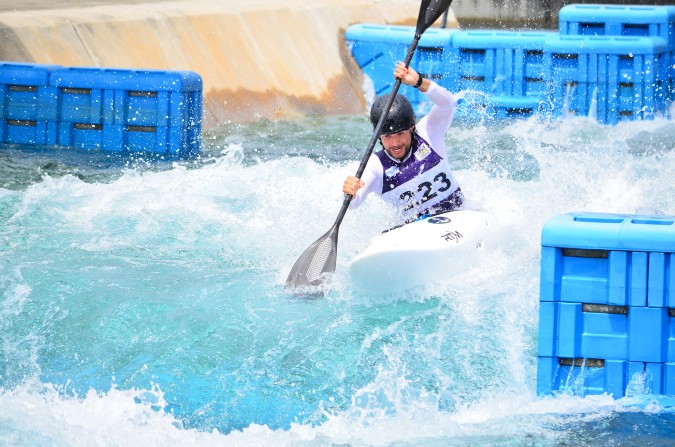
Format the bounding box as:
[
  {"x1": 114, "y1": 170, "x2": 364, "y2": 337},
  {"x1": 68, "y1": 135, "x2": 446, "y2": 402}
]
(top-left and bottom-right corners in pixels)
[
  {"x1": 285, "y1": 227, "x2": 338, "y2": 290},
  {"x1": 416, "y1": 0, "x2": 453, "y2": 35}
]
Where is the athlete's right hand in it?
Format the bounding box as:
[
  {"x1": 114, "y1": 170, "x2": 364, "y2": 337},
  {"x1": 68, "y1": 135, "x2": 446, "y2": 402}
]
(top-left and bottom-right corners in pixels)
[{"x1": 343, "y1": 175, "x2": 364, "y2": 196}]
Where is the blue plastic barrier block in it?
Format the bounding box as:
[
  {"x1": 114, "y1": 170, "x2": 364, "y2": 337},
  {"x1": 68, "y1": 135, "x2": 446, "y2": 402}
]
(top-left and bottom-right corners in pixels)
[
  {"x1": 648, "y1": 252, "x2": 675, "y2": 308},
  {"x1": 541, "y1": 212, "x2": 673, "y2": 306},
  {"x1": 49, "y1": 67, "x2": 202, "y2": 154},
  {"x1": 559, "y1": 253, "x2": 609, "y2": 305},
  {"x1": 628, "y1": 307, "x2": 670, "y2": 363},
  {"x1": 539, "y1": 301, "x2": 675, "y2": 363},
  {"x1": 57, "y1": 122, "x2": 123, "y2": 151},
  {"x1": 347, "y1": 25, "x2": 410, "y2": 97},
  {"x1": 670, "y1": 311, "x2": 675, "y2": 364},
  {"x1": 448, "y1": 30, "x2": 555, "y2": 98},
  {"x1": 540, "y1": 246, "x2": 563, "y2": 301},
  {"x1": 538, "y1": 302, "x2": 628, "y2": 360},
  {"x1": 559, "y1": 4, "x2": 675, "y2": 48},
  {"x1": 345, "y1": 24, "x2": 454, "y2": 63},
  {"x1": 539, "y1": 247, "x2": 648, "y2": 307},
  {"x1": 543, "y1": 36, "x2": 669, "y2": 124},
  {"x1": 50, "y1": 67, "x2": 202, "y2": 125},
  {"x1": 55, "y1": 86, "x2": 110, "y2": 124},
  {"x1": 537, "y1": 356, "x2": 628, "y2": 397},
  {"x1": 667, "y1": 364, "x2": 675, "y2": 395},
  {"x1": 582, "y1": 308, "x2": 629, "y2": 360},
  {"x1": 542, "y1": 212, "x2": 675, "y2": 254},
  {"x1": 647, "y1": 363, "x2": 666, "y2": 395},
  {"x1": 0, "y1": 62, "x2": 60, "y2": 120},
  {"x1": 627, "y1": 362, "x2": 667, "y2": 395},
  {"x1": 605, "y1": 359, "x2": 629, "y2": 397},
  {"x1": 56, "y1": 122, "x2": 200, "y2": 155},
  {"x1": 536, "y1": 356, "x2": 557, "y2": 395},
  {"x1": 1, "y1": 62, "x2": 61, "y2": 144},
  {"x1": 346, "y1": 24, "x2": 454, "y2": 113},
  {"x1": 491, "y1": 96, "x2": 543, "y2": 118},
  {"x1": 1, "y1": 120, "x2": 52, "y2": 145},
  {"x1": 538, "y1": 301, "x2": 559, "y2": 357},
  {"x1": 124, "y1": 125, "x2": 165, "y2": 153},
  {"x1": 455, "y1": 95, "x2": 544, "y2": 121},
  {"x1": 544, "y1": 302, "x2": 629, "y2": 360},
  {"x1": 608, "y1": 251, "x2": 648, "y2": 307},
  {"x1": 121, "y1": 89, "x2": 202, "y2": 129},
  {"x1": 557, "y1": 302, "x2": 583, "y2": 358},
  {"x1": 346, "y1": 21, "x2": 673, "y2": 123},
  {"x1": 123, "y1": 125, "x2": 200, "y2": 155},
  {"x1": 406, "y1": 45, "x2": 455, "y2": 111}
]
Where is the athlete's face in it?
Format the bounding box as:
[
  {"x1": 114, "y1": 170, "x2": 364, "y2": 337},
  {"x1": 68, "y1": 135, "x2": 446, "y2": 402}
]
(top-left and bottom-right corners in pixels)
[{"x1": 380, "y1": 126, "x2": 413, "y2": 160}]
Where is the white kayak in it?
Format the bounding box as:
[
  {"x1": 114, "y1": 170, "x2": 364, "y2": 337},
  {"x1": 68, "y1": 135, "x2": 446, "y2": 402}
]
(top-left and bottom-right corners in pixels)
[{"x1": 348, "y1": 210, "x2": 500, "y2": 293}]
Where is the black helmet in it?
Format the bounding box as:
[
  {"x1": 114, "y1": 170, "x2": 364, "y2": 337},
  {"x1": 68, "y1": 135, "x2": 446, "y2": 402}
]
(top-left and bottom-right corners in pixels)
[{"x1": 370, "y1": 93, "x2": 415, "y2": 135}]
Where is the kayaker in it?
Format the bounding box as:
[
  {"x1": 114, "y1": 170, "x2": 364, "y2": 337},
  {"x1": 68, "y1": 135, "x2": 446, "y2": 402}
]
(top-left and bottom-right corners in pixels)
[{"x1": 343, "y1": 61, "x2": 463, "y2": 225}]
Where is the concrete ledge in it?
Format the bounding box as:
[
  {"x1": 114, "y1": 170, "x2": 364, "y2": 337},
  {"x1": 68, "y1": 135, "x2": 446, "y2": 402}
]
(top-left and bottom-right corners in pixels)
[{"x1": 0, "y1": 0, "x2": 458, "y2": 126}]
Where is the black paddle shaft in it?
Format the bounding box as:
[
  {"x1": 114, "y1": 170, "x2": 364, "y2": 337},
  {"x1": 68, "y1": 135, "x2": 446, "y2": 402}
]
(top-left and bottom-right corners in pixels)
[{"x1": 285, "y1": 0, "x2": 453, "y2": 290}]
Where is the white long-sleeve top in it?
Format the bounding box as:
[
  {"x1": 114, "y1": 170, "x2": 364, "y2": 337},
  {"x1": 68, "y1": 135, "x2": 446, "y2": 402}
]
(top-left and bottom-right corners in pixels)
[{"x1": 350, "y1": 81, "x2": 461, "y2": 223}]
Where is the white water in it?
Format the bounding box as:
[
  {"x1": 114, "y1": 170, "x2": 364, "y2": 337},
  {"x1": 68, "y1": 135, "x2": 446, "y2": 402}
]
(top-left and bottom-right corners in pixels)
[{"x1": 0, "y1": 113, "x2": 674, "y2": 446}]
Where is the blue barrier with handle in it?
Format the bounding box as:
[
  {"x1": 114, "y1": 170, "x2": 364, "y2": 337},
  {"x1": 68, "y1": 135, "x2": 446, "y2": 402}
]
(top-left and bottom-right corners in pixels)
[{"x1": 0, "y1": 62, "x2": 60, "y2": 145}]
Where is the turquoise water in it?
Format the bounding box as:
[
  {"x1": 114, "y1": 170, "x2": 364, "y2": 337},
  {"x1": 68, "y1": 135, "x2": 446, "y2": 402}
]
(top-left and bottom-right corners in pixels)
[{"x1": 1, "y1": 111, "x2": 675, "y2": 446}]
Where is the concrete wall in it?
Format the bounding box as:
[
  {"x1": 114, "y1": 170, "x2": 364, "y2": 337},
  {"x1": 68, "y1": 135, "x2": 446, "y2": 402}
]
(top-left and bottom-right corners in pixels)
[{"x1": 0, "y1": 0, "x2": 459, "y2": 127}]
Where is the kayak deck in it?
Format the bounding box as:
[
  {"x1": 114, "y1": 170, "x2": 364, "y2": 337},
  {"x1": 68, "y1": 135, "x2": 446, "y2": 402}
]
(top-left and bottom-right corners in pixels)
[{"x1": 348, "y1": 210, "x2": 500, "y2": 292}]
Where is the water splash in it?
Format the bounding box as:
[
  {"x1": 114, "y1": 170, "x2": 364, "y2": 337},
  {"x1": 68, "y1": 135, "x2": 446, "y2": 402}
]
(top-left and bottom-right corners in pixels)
[{"x1": 1, "y1": 114, "x2": 674, "y2": 446}]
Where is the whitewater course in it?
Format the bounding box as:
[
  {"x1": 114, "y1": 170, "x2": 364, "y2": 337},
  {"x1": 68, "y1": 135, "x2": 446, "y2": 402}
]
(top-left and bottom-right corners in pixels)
[{"x1": 1, "y1": 1, "x2": 675, "y2": 446}]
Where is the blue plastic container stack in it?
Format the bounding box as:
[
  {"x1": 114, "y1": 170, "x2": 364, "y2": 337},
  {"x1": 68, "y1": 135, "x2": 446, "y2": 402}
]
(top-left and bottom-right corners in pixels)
[
  {"x1": 0, "y1": 62, "x2": 202, "y2": 154},
  {"x1": 543, "y1": 35, "x2": 669, "y2": 124},
  {"x1": 345, "y1": 24, "x2": 454, "y2": 115},
  {"x1": 50, "y1": 67, "x2": 202, "y2": 154},
  {"x1": 555, "y1": 4, "x2": 675, "y2": 123},
  {"x1": 0, "y1": 62, "x2": 59, "y2": 145},
  {"x1": 537, "y1": 212, "x2": 675, "y2": 398},
  {"x1": 449, "y1": 30, "x2": 555, "y2": 119},
  {"x1": 559, "y1": 4, "x2": 675, "y2": 39},
  {"x1": 559, "y1": 4, "x2": 675, "y2": 102},
  {"x1": 345, "y1": 3, "x2": 675, "y2": 124}
]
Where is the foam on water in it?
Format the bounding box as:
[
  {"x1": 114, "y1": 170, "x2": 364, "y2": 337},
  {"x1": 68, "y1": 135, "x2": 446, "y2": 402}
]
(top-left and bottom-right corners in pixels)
[{"x1": 1, "y1": 113, "x2": 674, "y2": 446}]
